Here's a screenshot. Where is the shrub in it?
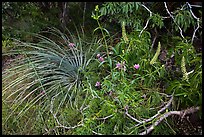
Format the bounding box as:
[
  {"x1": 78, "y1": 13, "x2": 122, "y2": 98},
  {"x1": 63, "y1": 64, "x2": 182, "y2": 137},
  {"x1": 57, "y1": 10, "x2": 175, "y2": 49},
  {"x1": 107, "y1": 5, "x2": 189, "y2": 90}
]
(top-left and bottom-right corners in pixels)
[{"x1": 2, "y1": 27, "x2": 99, "y2": 134}]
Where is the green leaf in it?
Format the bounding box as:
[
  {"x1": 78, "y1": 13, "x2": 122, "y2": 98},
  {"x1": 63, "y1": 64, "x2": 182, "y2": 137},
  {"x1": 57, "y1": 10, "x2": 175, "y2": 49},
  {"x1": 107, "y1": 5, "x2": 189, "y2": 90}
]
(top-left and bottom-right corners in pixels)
[
  {"x1": 98, "y1": 60, "x2": 107, "y2": 67},
  {"x1": 108, "y1": 56, "x2": 112, "y2": 69}
]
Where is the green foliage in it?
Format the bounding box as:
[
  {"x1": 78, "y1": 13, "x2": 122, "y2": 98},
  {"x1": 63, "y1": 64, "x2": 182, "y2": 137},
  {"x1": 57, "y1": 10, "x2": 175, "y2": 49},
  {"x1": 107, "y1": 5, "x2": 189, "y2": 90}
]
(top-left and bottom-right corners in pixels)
[
  {"x1": 2, "y1": 27, "x2": 99, "y2": 135},
  {"x1": 99, "y1": 2, "x2": 143, "y2": 30},
  {"x1": 166, "y1": 39, "x2": 202, "y2": 108},
  {"x1": 150, "y1": 13, "x2": 164, "y2": 29},
  {"x1": 166, "y1": 55, "x2": 202, "y2": 109},
  {"x1": 2, "y1": 38, "x2": 16, "y2": 54},
  {"x1": 2, "y1": 100, "x2": 41, "y2": 135},
  {"x1": 74, "y1": 75, "x2": 173, "y2": 135},
  {"x1": 174, "y1": 8, "x2": 196, "y2": 32},
  {"x1": 73, "y1": 25, "x2": 176, "y2": 134},
  {"x1": 151, "y1": 119, "x2": 177, "y2": 135},
  {"x1": 2, "y1": 2, "x2": 61, "y2": 41},
  {"x1": 1, "y1": 2, "x2": 53, "y2": 41},
  {"x1": 2, "y1": 2, "x2": 202, "y2": 135},
  {"x1": 113, "y1": 30, "x2": 151, "y2": 67}
]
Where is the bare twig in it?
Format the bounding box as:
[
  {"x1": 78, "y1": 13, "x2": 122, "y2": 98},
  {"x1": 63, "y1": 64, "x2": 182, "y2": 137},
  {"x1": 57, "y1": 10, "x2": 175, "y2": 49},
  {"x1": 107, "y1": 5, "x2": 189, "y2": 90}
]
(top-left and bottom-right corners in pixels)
[
  {"x1": 158, "y1": 92, "x2": 172, "y2": 98},
  {"x1": 139, "y1": 95, "x2": 173, "y2": 124},
  {"x1": 190, "y1": 4, "x2": 202, "y2": 8},
  {"x1": 125, "y1": 110, "x2": 142, "y2": 124},
  {"x1": 48, "y1": 86, "x2": 85, "y2": 134},
  {"x1": 139, "y1": 106, "x2": 200, "y2": 135},
  {"x1": 149, "y1": 101, "x2": 165, "y2": 111},
  {"x1": 44, "y1": 123, "x2": 84, "y2": 135},
  {"x1": 186, "y1": 2, "x2": 201, "y2": 43},
  {"x1": 81, "y1": 105, "x2": 90, "y2": 111},
  {"x1": 139, "y1": 4, "x2": 152, "y2": 37},
  {"x1": 151, "y1": 33, "x2": 157, "y2": 51},
  {"x1": 55, "y1": 123, "x2": 84, "y2": 130},
  {"x1": 127, "y1": 94, "x2": 173, "y2": 128},
  {"x1": 164, "y1": 2, "x2": 187, "y2": 42},
  {"x1": 47, "y1": 94, "x2": 85, "y2": 135},
  {"x1": 60, "y1": 2, "x2": 68, "y2": 30},
  {"x1": 96, "y1": 114, "x2": 114, "y2": 120},
  {"x1": 150, "y1": 27, "x2": 158, "y2": 52},
  {"x1": 157, "y1": 95, "x2": 173, "y2": 113},
  {"x1": 162, "y1": 16, "x2": 171, "y2": 19},
  {"x1": 92, "y1": 130, "x2": 103, "y2": 135},
  {"x1": 82, "y1": 2, "x2": 86, "y2": 28},
  {"x1": 126, "y1": 94, "x2": 173, "y2": 127}
]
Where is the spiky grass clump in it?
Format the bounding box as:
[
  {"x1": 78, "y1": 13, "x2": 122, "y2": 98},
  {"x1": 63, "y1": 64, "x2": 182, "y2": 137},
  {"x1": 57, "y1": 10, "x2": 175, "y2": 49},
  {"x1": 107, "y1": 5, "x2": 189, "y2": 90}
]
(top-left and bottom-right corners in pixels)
[
  {"x1": 150, "y1": 41, "x2": 161, "y2": 65},
  {"x1": 2, "y1": 27, "x2": 98, "y2": 134}
]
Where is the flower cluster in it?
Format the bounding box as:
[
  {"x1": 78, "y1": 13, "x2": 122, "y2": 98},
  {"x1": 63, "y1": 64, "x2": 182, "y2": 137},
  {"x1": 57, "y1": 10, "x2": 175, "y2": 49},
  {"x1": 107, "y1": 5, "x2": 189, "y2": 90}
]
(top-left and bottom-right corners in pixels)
[
  {"x1": 116, "y1": 62, "x2": 140, "y2": 71},
  {"x1": 96, "y1": 53, "x2": 104, "y2": 62},
  {"x1": 95, "y1": 81, "x2": 101, "y2": 89},
  {"x1": 134, "y1": 64, "x2": 140, "y2": 70},
  {"x1": 69, "y1": 43, "x2": 75, "y2": 48},
  {"x1": 96, "y1": 54, "x2": 101, "y2": 58},
  {"x1": 95, "y1": 81, "x2": 101, "y2": 87},
  {"x1": 99, "y1": 57, "x2": 104, "y2": 62},
  {"x1": 116, "y1": 61, "x2": 126, "y2": 71}
]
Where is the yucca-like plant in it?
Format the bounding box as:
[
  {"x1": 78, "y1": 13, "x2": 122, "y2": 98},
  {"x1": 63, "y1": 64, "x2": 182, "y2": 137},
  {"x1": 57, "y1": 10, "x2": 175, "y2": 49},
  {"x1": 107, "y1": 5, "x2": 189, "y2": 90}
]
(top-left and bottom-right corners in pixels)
[
  {"x1": 150, "y1": 41, "x2": 161, "y2": 65},
  {"x1": 2, "y1": 27, "x2": 99, "y2": 133}
]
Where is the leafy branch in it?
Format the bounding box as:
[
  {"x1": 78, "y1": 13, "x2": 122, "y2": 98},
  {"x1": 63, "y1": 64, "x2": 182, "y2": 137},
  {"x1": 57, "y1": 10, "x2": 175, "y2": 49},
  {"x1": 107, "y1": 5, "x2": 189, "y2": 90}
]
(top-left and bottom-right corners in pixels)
[
  {"x1": 164, "y1": 2, "x2": 186, "y2": 42},
  {"x1": 186, "y1": 2, "x2": 201, "y2": 43}
]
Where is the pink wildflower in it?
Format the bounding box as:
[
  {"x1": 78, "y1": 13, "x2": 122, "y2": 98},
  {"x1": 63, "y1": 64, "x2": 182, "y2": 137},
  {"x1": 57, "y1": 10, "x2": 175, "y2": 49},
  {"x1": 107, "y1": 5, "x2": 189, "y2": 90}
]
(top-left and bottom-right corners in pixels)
[
  {"x1": 109, "y1": 91, "x2": 113, "y2": 96},
  {"x1": 134, "y1": 64, "x2": 140, "y2": 70},
  {"x1": 116, "y1": 61, "x2": 126, "y2": 71},
  {"x1": 95, "y1": 81, "x2": 101, "y2": 87},
  {"x1": 69, "y1": 43, "x2": 75, "y2": 48},
  {"x1": 116, "y1": 63, "x2": 122, "y2": 69},
  {"x1": 96, "y1": 54, "x2": 100, "y2": 58},
  {"x1": 99, "y1": 57, "x2": 104, "y2": 62}
]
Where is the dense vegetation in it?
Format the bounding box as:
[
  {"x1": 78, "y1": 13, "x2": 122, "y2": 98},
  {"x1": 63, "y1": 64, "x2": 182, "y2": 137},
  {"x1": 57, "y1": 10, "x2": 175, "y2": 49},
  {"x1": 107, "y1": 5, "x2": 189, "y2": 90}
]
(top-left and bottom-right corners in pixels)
[{"x1": 2, "y1": 2, "x2": 202, "y2": 135}]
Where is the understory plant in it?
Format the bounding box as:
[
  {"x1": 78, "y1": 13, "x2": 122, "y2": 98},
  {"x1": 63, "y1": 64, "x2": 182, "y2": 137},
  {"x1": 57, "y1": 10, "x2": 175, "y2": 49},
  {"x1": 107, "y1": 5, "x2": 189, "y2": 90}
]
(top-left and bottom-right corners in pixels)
[
  {"x1": 70, "y1": 5, "x2": 173, "y2": 135},
  {"x1": 2, "y1": 27, "x2": 100, "y2": 134},
  {"x1": 73, "y1": 4, "x2": 202, "y2": 135}
]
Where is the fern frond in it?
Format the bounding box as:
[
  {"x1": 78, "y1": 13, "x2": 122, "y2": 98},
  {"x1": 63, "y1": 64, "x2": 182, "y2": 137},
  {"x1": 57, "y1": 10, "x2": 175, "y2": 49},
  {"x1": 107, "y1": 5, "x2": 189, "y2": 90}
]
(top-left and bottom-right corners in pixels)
[{"x1": 150, "y1": 41, "x2": 161, "y2": 65}]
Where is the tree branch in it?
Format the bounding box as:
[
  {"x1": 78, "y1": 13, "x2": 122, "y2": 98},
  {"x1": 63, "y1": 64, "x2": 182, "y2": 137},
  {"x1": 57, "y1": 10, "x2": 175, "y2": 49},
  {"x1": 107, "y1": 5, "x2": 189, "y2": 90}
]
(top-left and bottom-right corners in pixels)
[
  {"x1": 139, "y1": 95, "x2": 173, "y2": 125},
  {"x1": 139, "y1": 106, "x2": 200, "y2": 135},
  {"x1": 125, "y1": 109, "x2": 142, "y2": 124},
  {"x1": 164, "y1": 2, "x2": 187, "y2": 42},
  {"x1": 96, "y1": 114, "x2": 114, "y2": 120},
  {"x1": 92, "y1": 130, "x2": 103, "y2": 135},
  {"x1": 139, "y1": 4, "x2": 152, "y2": 37},
  {"x1": 186, "y1": 2, "x2": 201, "y2": 44},
  {"x1": 125, "y1": 94, "x2": 173, "y2": 128}
]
